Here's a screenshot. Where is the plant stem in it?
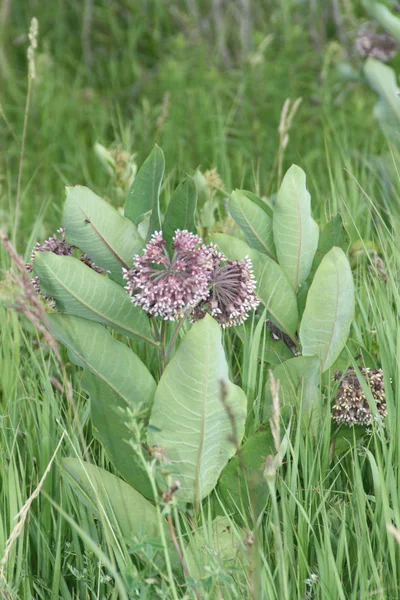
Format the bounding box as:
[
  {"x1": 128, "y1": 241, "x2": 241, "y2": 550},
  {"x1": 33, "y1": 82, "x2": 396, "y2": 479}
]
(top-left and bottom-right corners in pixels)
[
  {"x1": 165, "y1": 317, "x2": 186, "y2": 364},
  {"x1": 13, "y1": 75, "x2": 33, "y2": 245}
]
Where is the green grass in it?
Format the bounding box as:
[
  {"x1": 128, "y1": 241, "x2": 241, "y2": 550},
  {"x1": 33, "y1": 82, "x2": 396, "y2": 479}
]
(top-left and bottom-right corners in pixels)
[{"x1": 2, "y1": 1, "x2": 400, "y2": 598}]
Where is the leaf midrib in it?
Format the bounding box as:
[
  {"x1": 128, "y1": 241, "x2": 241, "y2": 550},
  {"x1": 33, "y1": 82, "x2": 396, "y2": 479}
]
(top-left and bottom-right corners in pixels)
[
  {"x1": 75, "y1": 203, "x2": 130, "y2": 269},
  {"x1": 234, "y1": 197, "x2": 275, "y2": 259},
  {"x1": 40, "y1": 258, "x2": 155, "y2": 344}
]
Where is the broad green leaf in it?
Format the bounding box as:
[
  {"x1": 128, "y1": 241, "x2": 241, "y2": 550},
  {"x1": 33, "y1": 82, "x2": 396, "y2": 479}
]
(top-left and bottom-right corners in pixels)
[
  {"x1": 48, "y1": 313, "x2": 156, "y2": 412},
  {"x1": 211, "y1": 233, "x2": 299, "y2": 338},
  {"x1": 273, "y1": 165, "x2": 319, "y2": 290},
  {"x1": 217, "y1": 430, "x2": 275, "y2": 522},
  {"x1": 62, "y1": 459, "x2": 169, "y2": 550},
  {"x1": 299, "y1": 247, "x2": 354, "y2": 372},
  {"x1": 148, "y1": 316, "x2": 247, "y2": 507},
  {"x1": 364, "y1": 59, "x2": 400, "y2": 141},
  {"x1": 34, "y1": 253, "x2": 154, "y2": 343},
  {"x1": 82, "y1": 372, "x2": 154, "y2": 499},
  {"x1": 264, "y1": 356, "x2": 321, "y2": 429},
  {"x1": 185, "y1": 516, "x2": 249, "y2": 582},
  {"x1": 362, "y1": 1, "x2": 400, "y2": 43},
  {"x1": 310, "y1": 214, "x2": 350, "y2": 279},
  {"x1": 49, "y1": 314, "x2": 156, "y2": 498},
  {"x1": 162, "y1": 178, "x2": 197, "y2": 251},
  {"x1": 229, "y1": 190, "x2": 275, "y2": 258},
  {"x1": 62, "y1": 185, "x2": 143, "y2": 285},
  {"x1": 125, "y1": 145, "x2": 165, "y2": 237},
  {"x1": 239, "y1": 190, "x2": 273, "y2": 218}
]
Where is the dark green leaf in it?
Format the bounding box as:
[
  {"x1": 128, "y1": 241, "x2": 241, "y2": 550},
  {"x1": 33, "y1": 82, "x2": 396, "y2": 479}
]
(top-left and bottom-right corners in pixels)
[
  {"x1": 125, "y1": 145, "x2": 165, "y2": 237},
  {"x1": 162, "y1": 178, "x2": 197, "y2": 251},
  {"x1": 310, "y1": 214, "x2": 350, "y2": 279},
  {"x1": 264, "y1": 356, "x2": 321, "y2": 430},
  {"x1": 217, "y1": 431, "x2": 275, "y2": 522},
  {"x1": 82, "y1": 372, "x2": 154, "y2": 499}
]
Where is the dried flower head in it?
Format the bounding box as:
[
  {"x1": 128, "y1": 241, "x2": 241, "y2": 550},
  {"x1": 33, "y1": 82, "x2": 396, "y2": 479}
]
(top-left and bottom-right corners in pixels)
[
  {"x1": 332, "y1": 367, "x2": 387, "y2": 427},
  {"x1": 123, "y1": 230, "x2": 213, "y2": 320},
  {"x1": 356, "y1": 25, "x2": 397, "y2": 62},
  {"x1": 204, "y1": 167, "x2": 224, "y2": 191},
  {"x1": 191, "y1": 249, "x2": 259, "y2": 327}
]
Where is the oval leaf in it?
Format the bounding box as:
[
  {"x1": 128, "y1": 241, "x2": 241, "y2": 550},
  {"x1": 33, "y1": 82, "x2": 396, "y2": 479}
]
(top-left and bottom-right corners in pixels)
[
  {"x1": 62, "y1": 459, "x2": 169, "y2": 549},
  {"x1": 82, "y1": 372, "x2": 155, "y2": 499},
  {"x1": 33, "y1": 253, "x2": 154, "y2": 343},
  {"x1": 49, "y1": 313, "x2": 156, "y2": 499},
  {"x1": 162, "y1": 178, "x2": 197, "y2": 251},
  {"x1": 125, "y1": 145, "x2": 165, "y2": 237},
  {"x1": 211, "y1": 233, "x2": 299, "y2": 338},
  {"x1": 229, "y1": 190, "x2": 275, "y2": 258},
  {"x1": 148, "y1": 316, "x2": 247, "y2": 507},
  {"x1": 217, "y1": 430, "x2": 275, "y2": 522},
  {"x1": 264, "y1": 355, "x2": 321, "y2": 429},
  {"x1": 273, "y1": 165, "x2": 319, "y2": 290},
  {"x1": 48, "y1": 313, "x2": 156, "y2": 411},
  {"x1": 62, "y1": 185, "x2": 143, "y2": 285},
  {"x1": 299, "y1": 247, "x2": 354, "y2": 372}
]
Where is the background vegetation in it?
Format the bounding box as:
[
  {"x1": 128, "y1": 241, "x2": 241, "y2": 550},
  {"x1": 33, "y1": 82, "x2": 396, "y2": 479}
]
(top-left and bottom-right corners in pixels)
[{"x1": 1, "y1": 0, "x2": 400, "y2": 598}]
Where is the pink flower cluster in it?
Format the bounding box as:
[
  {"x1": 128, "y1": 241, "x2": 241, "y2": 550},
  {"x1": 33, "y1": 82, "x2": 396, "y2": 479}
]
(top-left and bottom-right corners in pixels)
[
  {"x1": 123, "y1": 230, "x2": 212, "y2": 320},
  {"x1": 123, "y1": 230, "x2": 260, "y2": 327}
]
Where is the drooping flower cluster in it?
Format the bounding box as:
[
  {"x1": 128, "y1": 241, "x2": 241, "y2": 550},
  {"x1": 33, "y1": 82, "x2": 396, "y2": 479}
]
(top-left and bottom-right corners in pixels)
[
  {"x1": 356, "y1": 25, "x2": 397, "y2": 62},
  {"x1": 191, "y1": 249, "x2": 259, "y2": 327},
  {"x1": 123, "y1": 230, "x2": 213, "y2": 320},
  {"x1": 332, "y1": 367, "x2": 387, "y2": 427},
  {"x1": 26, "y1": 228, "x2": 105, "y2": 301},
  {"x1": 123, "y1": 230, "x2": 259, "y2": 326}
]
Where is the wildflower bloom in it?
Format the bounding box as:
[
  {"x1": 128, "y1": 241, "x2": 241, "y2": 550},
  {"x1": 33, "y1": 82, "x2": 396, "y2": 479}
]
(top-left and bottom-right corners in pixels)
[
  {"x1": 123, "y1": 230, "x2": 213, "y2": 320},
  {"x1": 26, "y1": 228, "x2": 105, "y2": 301},
  {"x1": 332, "y1": 367, "x2": 387, "y2": 427},
  {"x1": 191, "y1": 249, "x2": 259, "y2": 327}
]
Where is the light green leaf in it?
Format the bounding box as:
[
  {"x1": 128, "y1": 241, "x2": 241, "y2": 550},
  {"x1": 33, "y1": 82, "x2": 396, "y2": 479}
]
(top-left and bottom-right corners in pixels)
[
  {"x1": 238, "y1": 190, "x2": 273, "y2": 218},
  {"x1": 273, "y1": 165, "x2": 319, "y2": 290},
  {"x1": 62, "y1": 185, "x2": 143, "y2": 285},
  {"x1": 211, "y1": 233, "x2": 299, "y2": 338},
  {"x1": 364, "y1": 59, "x2": 400, "y2": 141},
  {"x1": 162, "y1": 178, "x2": 197, "y2": 251},
  {"x1": 299, "y1": 247, "x2": 354, "y2": 372},
  {"x1": 217, "y1": 430, "x2": 274, "y2": 521},
  {"x1": 125, "y1": 145, "x2": 165, "y2": 237},
  {"x1": 82, "y1": 372, "x2": 154, "y2": 499},
  {"x1": 48, "y1": 313, "x2": 156, "y2": 408},
  {"x1": 185, "y1": 516, "x2": 249, "y2": 582},
  {"x1": 148, "y1": 316, "x2": 247, "y2": 507},
  {"x1": 362, "y1": 1, "x2": 400, "y2": 43},
  {"x1": 229, "y1": 190, "x2": 275, "y2": 258},
  {"x1": 34, "y1": 253, "x2": 154, "y2": 343},
  {"x1": 62, "y1": 459, "x2": 168, "y2": 549},
  {"x1": 264, "y1": 356, "x2": 320, "y2": 429}
]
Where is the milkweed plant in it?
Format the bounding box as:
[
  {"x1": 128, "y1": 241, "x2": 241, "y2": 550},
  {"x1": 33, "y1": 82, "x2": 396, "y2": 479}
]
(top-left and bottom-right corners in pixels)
[{"x1": 26, "y1": 145, "x2": 387, "y2": 579}]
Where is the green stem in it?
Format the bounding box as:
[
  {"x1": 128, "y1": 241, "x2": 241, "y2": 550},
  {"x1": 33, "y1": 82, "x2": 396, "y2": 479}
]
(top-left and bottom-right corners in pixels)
[{"x1": 165, "y1": 317, "x2": 185, "y2": 364}]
